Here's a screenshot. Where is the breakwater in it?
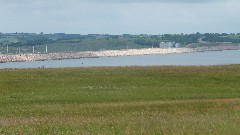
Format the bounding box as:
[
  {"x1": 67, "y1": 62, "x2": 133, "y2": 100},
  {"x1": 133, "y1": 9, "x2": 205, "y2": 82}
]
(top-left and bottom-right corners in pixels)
[
  {"x1": 0, "y1": 45, "x2": 240, "y2": 63},
  {"x1": 0, "y1": 48, "x2": 192, "y2": 63}
]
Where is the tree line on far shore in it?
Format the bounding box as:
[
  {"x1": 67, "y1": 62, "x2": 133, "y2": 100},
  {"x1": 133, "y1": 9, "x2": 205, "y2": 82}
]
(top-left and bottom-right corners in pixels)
[{"x1": 0, "y1": 32, "x2": 240, "y2": 53}]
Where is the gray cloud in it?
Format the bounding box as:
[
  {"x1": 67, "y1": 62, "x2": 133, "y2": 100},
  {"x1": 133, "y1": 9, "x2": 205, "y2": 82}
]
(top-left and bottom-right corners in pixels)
[
  {"x1": 0, "y1": 0, "x2": 239, "y2": 34},
  {"x1": 1, "y1": 0, "x2": 223, "y2": 4},
  {"x1": 80, "y1": 0, "x2": 222, "y2": 3}
]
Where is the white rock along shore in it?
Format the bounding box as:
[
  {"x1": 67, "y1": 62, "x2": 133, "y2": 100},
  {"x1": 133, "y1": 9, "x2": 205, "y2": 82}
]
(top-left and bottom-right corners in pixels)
[
  {"x1": 0, "y1": 45, "x2": 240, "y2": 63},
  {"x1": 0, "y1": 48, "x2": 192, "y2": 63}
]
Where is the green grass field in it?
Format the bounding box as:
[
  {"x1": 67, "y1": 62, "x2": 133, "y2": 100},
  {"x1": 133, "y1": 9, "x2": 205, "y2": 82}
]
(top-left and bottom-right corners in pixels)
[
  {"x1": 0, "y1": 65, "x2": 240, "y2": 134},
  {"x1": 1, "y1": 38, "x2": 149, "y2": 54}
]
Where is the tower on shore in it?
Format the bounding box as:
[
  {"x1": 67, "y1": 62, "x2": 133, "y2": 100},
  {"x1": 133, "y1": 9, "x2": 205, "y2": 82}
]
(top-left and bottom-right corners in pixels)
[
  {"x1": 46, "y1": 46, "x2": 48, "y2": 53},
  {"x1": 7, "y1": 45, "x2": 8, "y2": 54}
]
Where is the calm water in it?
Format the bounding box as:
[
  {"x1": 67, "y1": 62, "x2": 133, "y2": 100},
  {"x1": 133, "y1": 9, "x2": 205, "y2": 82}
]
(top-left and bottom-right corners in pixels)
[{"x1": 0, "y1": 50, "x2": 240, "y2": 69}]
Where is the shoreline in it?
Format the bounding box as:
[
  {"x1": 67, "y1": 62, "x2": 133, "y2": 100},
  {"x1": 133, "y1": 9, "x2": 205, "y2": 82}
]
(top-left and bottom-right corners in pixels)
[{"x1": 0, "y1": 45, "x2": 240, "y2": 63}]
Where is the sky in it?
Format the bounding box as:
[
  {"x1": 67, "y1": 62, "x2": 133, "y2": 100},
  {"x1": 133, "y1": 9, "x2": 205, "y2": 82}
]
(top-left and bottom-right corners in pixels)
[{"x1": 0, "y1": 0, "x2": 239, "y2": 34}]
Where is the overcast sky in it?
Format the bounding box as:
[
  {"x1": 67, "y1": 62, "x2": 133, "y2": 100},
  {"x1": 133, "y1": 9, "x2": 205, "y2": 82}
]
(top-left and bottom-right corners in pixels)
[{"x1": 0, "y1": 0, "x2": 239, "y2": 34}]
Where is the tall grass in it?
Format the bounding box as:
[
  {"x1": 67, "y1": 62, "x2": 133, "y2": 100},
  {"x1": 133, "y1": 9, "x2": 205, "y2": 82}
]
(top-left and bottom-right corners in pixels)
[{"x1": 0, "y1": 65, "x2": 240, "y2": 134}]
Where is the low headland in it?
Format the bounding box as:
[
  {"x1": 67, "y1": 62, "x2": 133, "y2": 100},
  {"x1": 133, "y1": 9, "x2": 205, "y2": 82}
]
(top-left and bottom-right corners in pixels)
[{"x1": 1, "y1": 45, "x2": 240, "y2": 63}]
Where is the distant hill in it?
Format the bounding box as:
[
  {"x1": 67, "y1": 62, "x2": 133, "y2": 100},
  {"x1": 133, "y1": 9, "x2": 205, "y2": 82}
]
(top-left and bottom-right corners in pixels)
[{"x1": 0, "y1": 32, "x2": 240, "y2": 54}]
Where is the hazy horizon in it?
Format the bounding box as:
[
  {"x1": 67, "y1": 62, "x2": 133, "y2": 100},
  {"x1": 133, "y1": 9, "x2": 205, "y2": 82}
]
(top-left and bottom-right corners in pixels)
[{"x1": 1, "y1": 32, "x2": 240, "y2": 35}]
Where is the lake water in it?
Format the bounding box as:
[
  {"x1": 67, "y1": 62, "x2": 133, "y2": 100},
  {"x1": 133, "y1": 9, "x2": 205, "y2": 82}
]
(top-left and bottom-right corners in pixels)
[{"x1": 0, "y1": 50, "x2": 240, "y2": 69}]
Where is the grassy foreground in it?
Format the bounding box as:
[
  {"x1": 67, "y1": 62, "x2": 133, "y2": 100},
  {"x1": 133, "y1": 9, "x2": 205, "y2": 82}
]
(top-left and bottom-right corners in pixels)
[{"x1": 0, "y1": 65, "x2": 240, "y2": 134}]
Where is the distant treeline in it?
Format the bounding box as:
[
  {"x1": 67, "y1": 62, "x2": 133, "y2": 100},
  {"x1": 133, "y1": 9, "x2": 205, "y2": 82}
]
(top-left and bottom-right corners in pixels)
[
  {"x1": 161, "y1": 33, "x2": 201, "y2": 45},
  {"x1": 203, "y1": 33, "x2": 240, "y2": 43},
  {"x1": 1, "y1": 32, "x2": 240, "y2": 48},
  {"x1": 133, "y1": 33, "x2": 240, "y2": 47}
]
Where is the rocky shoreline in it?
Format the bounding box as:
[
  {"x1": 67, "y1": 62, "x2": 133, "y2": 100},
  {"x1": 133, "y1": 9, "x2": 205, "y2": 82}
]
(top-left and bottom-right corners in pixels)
[{"x1": 0, "y1": 45, "x2": 240, "y2": 63}]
